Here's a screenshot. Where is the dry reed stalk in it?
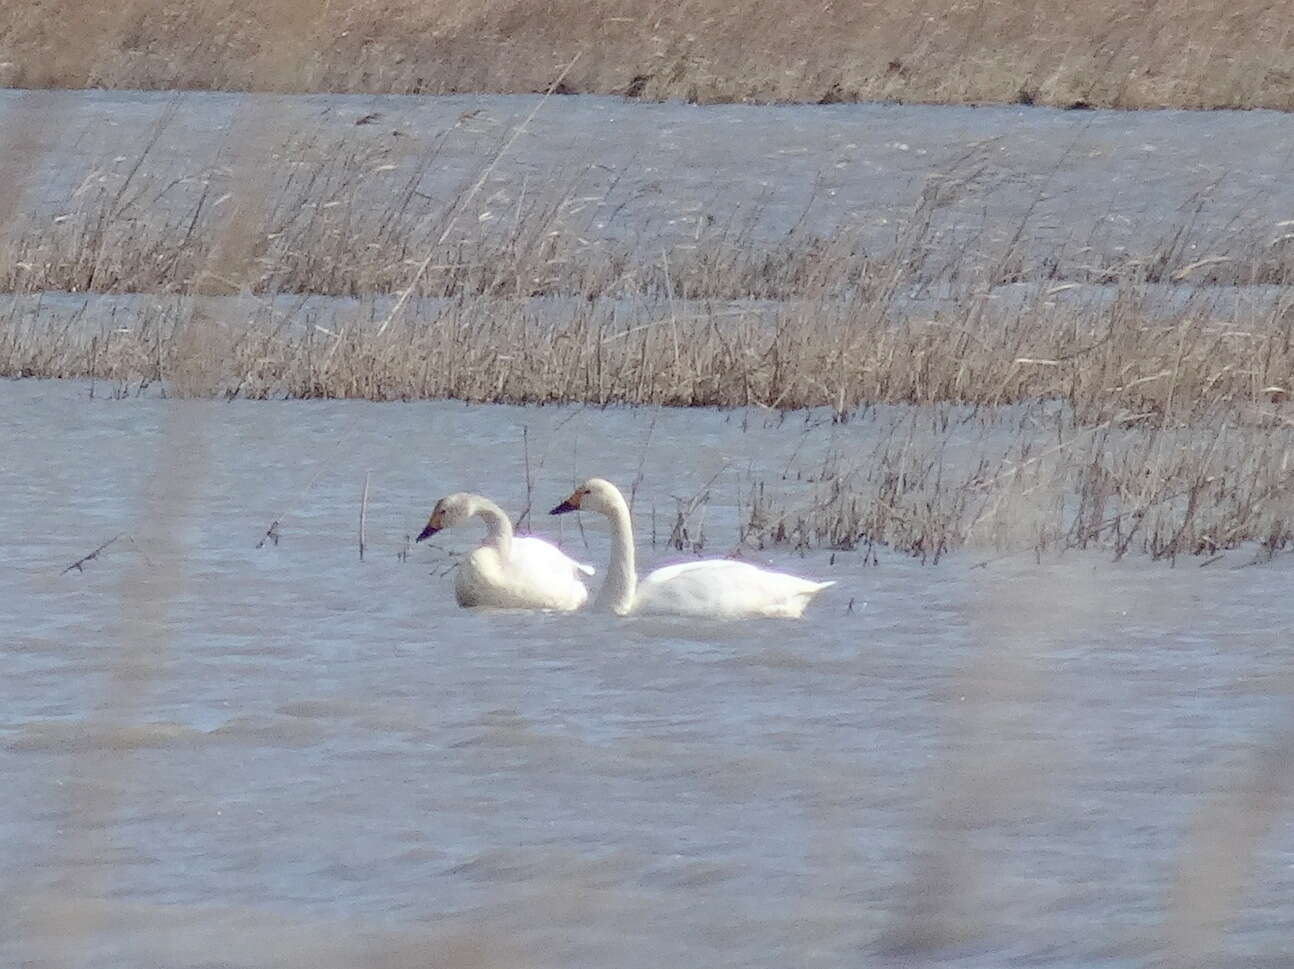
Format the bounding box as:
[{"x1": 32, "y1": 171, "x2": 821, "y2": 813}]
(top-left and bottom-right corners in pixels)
[
  {"x1": 172, "y1": 95, "x2": 296, "y2": 397},
  {"x1": 371, "y1": 52, "x2": 581, "y2": 339},
  {"x1": 256, "y1": 433, "x2": 354, "y2": 548},
  {"x1": 879, "y1": 566, "x2": 1076, "y2": 955},
  {"x1": 359, "y1": 469, "x2": 371, "y2": 561},
  {"x1": 517, "y1": 425, "x2": 533, "y2": 532}
]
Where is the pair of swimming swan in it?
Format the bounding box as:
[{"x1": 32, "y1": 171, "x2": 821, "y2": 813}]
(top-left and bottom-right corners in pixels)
[{"x1": 416, "y1": 478, "x2": 834, "y2": 619}]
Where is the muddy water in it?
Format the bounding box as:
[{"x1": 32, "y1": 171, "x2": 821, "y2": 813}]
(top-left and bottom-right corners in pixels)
[{"x1": 3, "y1": 379, "x2": 1293, "y2": 967}]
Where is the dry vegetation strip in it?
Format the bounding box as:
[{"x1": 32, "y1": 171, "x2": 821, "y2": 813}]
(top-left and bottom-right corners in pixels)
[
  {"x1": 742, "y1": 407, "x2": 1294, "y2": 564},
  {"x1": 7, "y1": 253, "x2": 1294, "y2": 563},
  {"x1": 3, "y1": 0, "x2": 1294, "y2": 110},
  {"x1": 4, "y1": 98, "x2": 1294, "y2": 561},
  {"x1": 3, "y1": 130, "x2": 1293, "y2": 418},
  {"x1": 9, "y1": 287, "x2": 1294, "y2": 420}
]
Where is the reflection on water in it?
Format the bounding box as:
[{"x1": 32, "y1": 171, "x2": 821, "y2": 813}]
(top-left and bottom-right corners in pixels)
[{"x1": 2, "y1": 380, "x2": 1293, "y2": 968}]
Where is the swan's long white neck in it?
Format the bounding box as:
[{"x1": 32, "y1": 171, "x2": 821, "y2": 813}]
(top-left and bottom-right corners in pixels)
[
  {"x1": 596, "y1": 488, "x2": 637, "y2": 615},
  {"x1": 471, "y1": 497, "x2": 514, "y2": 557}
]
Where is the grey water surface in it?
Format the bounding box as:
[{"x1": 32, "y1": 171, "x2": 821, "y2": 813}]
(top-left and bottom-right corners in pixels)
[{"x1": 3, "y1": 379, "x2": 1293, "y2": 968}]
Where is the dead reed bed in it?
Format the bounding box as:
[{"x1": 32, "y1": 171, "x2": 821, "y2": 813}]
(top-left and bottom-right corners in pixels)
[
  {"x1": 4, "y1": 100, "x2": 1294, "y2": 562},
  {"x1": 4, "y1": 114, "x2": 1291, "y2": 303},
  {"x1": 3, "y1": 0, "x2": 1294, "y2": 111},
  {"x1": 7, "y1": 279, "x2": 1294, "y2": 419},
  {"x1": 3, "y1": 122, "x2": 1294, "y2": 420},
  {"x1": 9, "y1": 281, "x2": 1294, "y2": 561},
  {"x1": 735, "y1": 403, "x2": 1294, "y2": 563}
]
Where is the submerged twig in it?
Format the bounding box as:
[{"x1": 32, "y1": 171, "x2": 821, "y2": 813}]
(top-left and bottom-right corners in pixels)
[
  {"x1": 256, "y1": 520, "x2": 281, "y2": 549},
  {"x1": 61, "y1": 533, "x2": 125, "y2": 575}
]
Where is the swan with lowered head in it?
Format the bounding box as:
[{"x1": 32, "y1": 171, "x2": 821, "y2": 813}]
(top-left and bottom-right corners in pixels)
[
  {"x1": 417, "y1": 493, "x2": 593, "y2": 611},
  {"x1": 550, "y1": 478, "x2": 834, "y2": 619}
]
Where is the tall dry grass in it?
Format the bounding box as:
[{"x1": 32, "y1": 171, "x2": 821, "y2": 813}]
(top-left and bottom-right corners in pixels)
[
  {"x1": 2, "y1": 0, "x2": 1294, "y2": 110},
  {"x1": 2, "y1": 120, "x2": 1293, "y2": 417},
  {"x1": 738, "y1": 405, "x2": 1294, "y2": 563},
  {"x1": 8, "y1": 281, "x2": 1294, "y2": 561},
  {"x1": 11, "y1": 285, "x2": 1294, "y2": 418},
  {"x1": 3, "y1": 95, "x2": 1294, "y2": 561}
]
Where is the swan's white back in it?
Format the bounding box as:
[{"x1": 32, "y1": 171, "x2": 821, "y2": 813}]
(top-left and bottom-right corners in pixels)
[
  {"x1": 456, "y1": 536, "x2": 591, "y2": 611},
  {"x1": 635, "y1": 559, "x2": 834, "y2": 619}
]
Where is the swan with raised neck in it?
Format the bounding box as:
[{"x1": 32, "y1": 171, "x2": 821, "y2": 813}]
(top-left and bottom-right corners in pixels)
[
  {"x1": 551, "y1": 478, "x2": 637, "y2": 614},
  {"x1": 551, "y1": 478, "x2": 834, "y2": 619}
]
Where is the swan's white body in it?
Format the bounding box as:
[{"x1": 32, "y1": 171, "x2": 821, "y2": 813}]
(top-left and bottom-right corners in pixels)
[
  {"x1": 551, "y1": 478, "x2": 834, "y2": 619},
  {"x1": 418, "y1": 493, "x2": 592, "y2": 611}
]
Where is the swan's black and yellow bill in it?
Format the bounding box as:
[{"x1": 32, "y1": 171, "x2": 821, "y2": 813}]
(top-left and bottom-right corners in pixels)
[
  {"x1": 550, "y1": 496, "x2": 580, "y2": 515},
  {"x1": 417, "y1": 506, "x2": 448, "y2": 542}
]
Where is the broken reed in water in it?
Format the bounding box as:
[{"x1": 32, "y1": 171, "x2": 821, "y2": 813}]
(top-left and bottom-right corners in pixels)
[{"x1": 3, "y1": 0, "x2": 1294, "y2": 111}]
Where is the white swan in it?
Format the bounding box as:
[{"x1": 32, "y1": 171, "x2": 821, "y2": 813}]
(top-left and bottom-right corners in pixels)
[
  {"x1": 549, "y1": 478, "x2": 834, "y2": 619},
  {"x1": 416, "y1": 493, "x2": 593, "y2": 611}
]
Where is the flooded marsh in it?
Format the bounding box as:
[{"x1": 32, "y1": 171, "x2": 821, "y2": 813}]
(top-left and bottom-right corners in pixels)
[{"x1": 4, "y1": 88, "x2": 1294, "y2": 968}]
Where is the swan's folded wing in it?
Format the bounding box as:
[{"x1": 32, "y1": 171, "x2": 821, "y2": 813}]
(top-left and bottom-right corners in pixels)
[
  {"x1": 512, "y1": 536, "x2": 596, "y2": 578},
  {"x1": 637, "y1": 559, "x2": 832, "y2": 619},
  {"x1": 642, "y1": 559, "x2": 752, "y2": 583},
  {"x1": 643, "y1": 559, "x2": 826, "y2": 586}
]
